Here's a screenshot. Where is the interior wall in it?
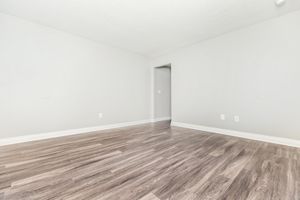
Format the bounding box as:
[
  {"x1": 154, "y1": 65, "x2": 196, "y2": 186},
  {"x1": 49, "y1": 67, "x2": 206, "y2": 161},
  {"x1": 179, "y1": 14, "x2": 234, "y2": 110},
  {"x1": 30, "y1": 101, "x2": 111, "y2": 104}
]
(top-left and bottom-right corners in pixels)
[
  {"x1": 154, "y1": 67, "x2": 171, "y2": 119},
  {"x1": 0, "y1": 13, "x2": 151, "y2": 139},
  {"x1": 151, "y1": 10, "x2": 300, "y2": 140}
]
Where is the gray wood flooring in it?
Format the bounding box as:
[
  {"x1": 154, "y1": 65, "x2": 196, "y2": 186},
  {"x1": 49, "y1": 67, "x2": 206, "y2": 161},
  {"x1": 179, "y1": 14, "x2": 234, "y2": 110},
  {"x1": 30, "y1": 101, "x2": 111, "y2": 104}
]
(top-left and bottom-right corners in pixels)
[{"x1": 0, "y1": 121, "x2": 299, "y2": 200}]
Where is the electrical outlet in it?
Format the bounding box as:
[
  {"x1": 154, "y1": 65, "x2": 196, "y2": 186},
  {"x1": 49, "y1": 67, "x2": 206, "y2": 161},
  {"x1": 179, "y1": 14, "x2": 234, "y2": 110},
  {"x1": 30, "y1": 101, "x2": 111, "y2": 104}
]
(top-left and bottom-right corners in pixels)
[
  {"x1": 220, "y1": 114, "x2": 226, "y2": 120},
  {"x1": 98, "y1": 113, "x2": 103, "y2": 119},
  {"x1": 234, "y1": 115, "x2": 240, "y2": 122},
  {"x1": 157, "y1": 90, "x2": 162, "y2": 94}
]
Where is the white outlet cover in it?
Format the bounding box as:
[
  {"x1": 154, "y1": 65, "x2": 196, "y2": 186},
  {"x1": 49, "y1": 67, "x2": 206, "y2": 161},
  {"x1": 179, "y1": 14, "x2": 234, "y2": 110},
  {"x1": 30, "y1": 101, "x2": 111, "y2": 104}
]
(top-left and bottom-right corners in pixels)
[
  {"x1": 157, "y1": 90, "x2": 162, "y2": 94},
  {"x1": 220, "y1": 114, "x2": 226, "y2": 120},
  {"x1": 98, "y1": 113, "x2": 103, "y2": 118},
  {"x1": 234, "y1": 116, "x2": 240, "y2": 122}
]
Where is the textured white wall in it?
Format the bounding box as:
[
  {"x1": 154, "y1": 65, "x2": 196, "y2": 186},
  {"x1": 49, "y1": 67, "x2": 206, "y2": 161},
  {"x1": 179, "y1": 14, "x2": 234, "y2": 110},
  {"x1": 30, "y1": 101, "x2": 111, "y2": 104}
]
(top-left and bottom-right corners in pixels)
[
  {"x1": 151, "y1": 11, "x2": 300, "y2": 140},
  {"x1": 154, "y1": 67, "x2": 171, "y2": 119},
  {"x1": 2, "y1": 10, "x2": 300, "y2": 141},
  {"x1": 0, "y1": 13, "x2": 151, "y2": 138}
]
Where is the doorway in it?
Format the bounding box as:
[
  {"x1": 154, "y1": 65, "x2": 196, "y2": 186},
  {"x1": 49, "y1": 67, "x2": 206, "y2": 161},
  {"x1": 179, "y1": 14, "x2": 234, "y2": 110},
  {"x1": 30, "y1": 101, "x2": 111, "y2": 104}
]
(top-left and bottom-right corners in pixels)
[{"x1": 152, "y1": 64, "x2": 171, "y2": 122}]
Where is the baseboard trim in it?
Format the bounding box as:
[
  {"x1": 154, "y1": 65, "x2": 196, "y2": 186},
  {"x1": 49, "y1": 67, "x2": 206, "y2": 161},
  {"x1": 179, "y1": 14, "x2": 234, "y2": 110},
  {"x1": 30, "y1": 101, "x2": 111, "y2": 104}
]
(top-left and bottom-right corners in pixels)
[
  {"x1": 0, "y1": 119, "x2": 152, "y2": 147},
  {"x1": 151, "y1": 117, "x2": 171, "y2": 122},
  {"x1": 171, "y1": 121, "x2": 300, "y2": 148}
]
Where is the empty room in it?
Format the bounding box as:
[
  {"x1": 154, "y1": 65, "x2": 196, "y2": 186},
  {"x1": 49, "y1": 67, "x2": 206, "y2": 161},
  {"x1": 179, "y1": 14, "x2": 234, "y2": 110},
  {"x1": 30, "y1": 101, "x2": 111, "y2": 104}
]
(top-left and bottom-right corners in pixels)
[{"x1": 0, "y1": 0, "x2": 300, "y2": 199}]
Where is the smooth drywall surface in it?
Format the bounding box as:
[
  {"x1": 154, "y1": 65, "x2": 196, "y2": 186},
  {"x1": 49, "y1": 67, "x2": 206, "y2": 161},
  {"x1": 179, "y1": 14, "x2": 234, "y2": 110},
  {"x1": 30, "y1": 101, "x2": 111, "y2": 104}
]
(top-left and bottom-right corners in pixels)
[
  {"x1": 0, "y1": 13, "x2": 150, "y2": 138},
  {"x1": 151, "y1": 10, "x2": 300, "y2": 140},
  {"x1": 154, "y1": 67, "x2": 171, "y2": 119}
]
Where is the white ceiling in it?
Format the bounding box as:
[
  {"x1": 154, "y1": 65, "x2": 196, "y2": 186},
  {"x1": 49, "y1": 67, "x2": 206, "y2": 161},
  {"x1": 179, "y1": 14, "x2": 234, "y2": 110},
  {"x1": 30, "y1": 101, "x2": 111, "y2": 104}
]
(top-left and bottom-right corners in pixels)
[{"x1": 1, "y1": 0, "x2": 300, "y2": 57}]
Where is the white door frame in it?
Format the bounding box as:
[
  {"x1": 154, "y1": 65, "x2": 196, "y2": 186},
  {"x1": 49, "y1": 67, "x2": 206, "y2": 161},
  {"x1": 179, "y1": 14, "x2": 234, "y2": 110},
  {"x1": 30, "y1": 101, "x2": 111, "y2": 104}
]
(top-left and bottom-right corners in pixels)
[{"x1": 150, "y1": 63, "x2": 172, "y2": 122}]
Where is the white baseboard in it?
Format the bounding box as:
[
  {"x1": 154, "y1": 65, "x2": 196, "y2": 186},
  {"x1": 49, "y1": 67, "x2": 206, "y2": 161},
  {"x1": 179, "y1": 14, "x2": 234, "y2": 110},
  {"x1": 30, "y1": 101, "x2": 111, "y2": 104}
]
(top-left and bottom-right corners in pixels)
[
  {"x1": 151, "y1": 117, "x2": 171, "y2": 122},
  {"x1": 0, "y1": 119, "x2": 152, "y2": 147},
  {"x1": 171, "y1": 121, "x2": 300, "y2": 148}
]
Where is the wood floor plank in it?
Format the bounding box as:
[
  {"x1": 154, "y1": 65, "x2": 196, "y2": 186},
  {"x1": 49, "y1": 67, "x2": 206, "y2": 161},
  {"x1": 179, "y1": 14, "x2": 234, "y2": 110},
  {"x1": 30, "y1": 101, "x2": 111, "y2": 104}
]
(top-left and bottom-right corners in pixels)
[
  {"x1": 194, "y1": 141, "x2": 261, "y2": 199},
  {"x1": 140, "y1": 193, "x2": 161, "y2": 200},
  {"x1": 0, "y1": 121, "x2": 299, "y2": 200}
]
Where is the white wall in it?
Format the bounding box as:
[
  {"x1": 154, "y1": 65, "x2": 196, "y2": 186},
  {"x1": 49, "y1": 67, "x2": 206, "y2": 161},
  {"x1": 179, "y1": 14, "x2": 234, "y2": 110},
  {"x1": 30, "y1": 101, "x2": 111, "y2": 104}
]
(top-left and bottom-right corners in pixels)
[
  {"x1": 0, "y1": 13, "x2": 151, "y2": 138},
  {"x1": 152, "y1": 10, "x2": 300, "y2": 140},
  {"x1": 2, "y1": 10, "x2": 300, "y2": 141},
  {"x1": 154, "y1": 67, "x2": 171, "y2": 119}
]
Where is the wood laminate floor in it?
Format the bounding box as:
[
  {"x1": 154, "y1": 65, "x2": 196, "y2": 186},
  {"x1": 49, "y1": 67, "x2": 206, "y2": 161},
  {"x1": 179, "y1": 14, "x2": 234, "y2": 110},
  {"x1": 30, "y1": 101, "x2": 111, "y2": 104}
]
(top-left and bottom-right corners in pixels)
[{"x1": 0, "y1": 121, "x2": 299, "y2": 200}]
